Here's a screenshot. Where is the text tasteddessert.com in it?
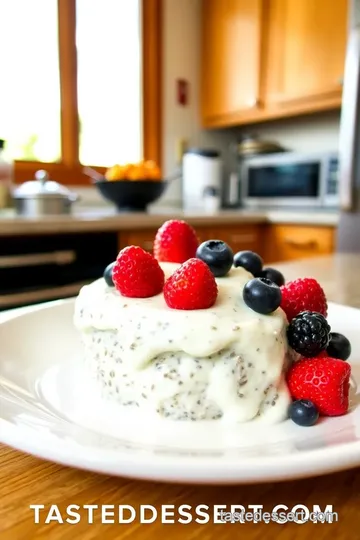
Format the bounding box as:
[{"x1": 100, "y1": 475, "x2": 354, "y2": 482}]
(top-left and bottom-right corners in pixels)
[{"x1": 29, "y1": 504, "x2": 338, "y2": 525}]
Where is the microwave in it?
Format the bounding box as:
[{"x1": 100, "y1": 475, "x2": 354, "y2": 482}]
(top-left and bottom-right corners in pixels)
[{"x1": 240, "y1": 151, "x2": 339, "y2": 208}]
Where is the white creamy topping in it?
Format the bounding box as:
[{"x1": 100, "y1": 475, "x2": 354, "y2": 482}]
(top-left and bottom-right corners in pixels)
[{"x1": 74, "y1": 263, "x2": 292, "y2": 423}]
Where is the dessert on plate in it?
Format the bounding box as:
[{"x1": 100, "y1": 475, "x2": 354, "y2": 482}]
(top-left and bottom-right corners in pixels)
[{"x1": 74, "y1": 219, "x2": 353, "y2": 426}]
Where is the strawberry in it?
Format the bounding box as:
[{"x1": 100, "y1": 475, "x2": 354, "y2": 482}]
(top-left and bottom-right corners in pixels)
[
  {"x1": 163, "y1": 258, "x2": 218, "y2": 310},
  {"x1": 280, "y1": 278, "x2": 327, "y2": 322},
  {"x1": 153, "y1": 220, "x2": 199, "y2": 263},
  {"x1": 287, "y1": 356, "x2": 351, "y2": 416},
  {"x1": 113, "y1": 245, "x2": 164, "y2": 298}
]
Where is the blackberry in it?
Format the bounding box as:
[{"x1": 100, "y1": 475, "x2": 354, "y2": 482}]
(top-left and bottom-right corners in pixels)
[{"x1": 287, "y1": 311, "x2": 331, "y2": 357}]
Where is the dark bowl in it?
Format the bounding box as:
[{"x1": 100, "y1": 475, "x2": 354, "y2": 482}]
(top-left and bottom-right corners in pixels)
[{"x1": 94, "y1": 179, "x2": 168, "y2": 212}]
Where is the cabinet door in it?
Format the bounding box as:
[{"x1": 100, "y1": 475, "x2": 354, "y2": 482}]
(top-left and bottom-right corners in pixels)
[
  {"x1": 264, "y1": 0, "x2": 348, "y2": 109},
  {"x1": 119, "y1": 227, "x2": 213, "y2": 255},
  {"x1": 201, "y1": 0, "x2": 263, "y2": 125},
  {"x1": 210, "y1": 225, "x2": 262, "y2": 255},
  {"x1": 119, "y1": 230, "x2": 158, "y2": 253},
  {"x1": 265, "y1": 225, "x2": 335, "y2": 263}
]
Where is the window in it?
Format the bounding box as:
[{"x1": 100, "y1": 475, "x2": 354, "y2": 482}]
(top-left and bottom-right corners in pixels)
[{"x1": 0, "y1": 0, "x2": 161, "y2": 184}]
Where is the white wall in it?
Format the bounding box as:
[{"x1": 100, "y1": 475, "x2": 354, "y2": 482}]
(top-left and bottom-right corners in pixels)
[
  {"x1": 245, "y1": 111, "x2": 340, "y2": 153},
  {"x1": 160, "y1": 0, "x2": 238, "y2": 206}
]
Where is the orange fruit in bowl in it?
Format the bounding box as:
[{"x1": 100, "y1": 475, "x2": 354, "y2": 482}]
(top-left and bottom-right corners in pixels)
[
  {"x1": 105, "y1": 165, "x2": 119, "y2": 181},
  {"x1": 144, "y1": 160, "x2": 161, "y2": 180},
  {"x1": 105, "y1": 160, "x2": 162, "y2": 181},
  {"x1": 127, "y1": 163, "x2": 146, "y2": 180}
]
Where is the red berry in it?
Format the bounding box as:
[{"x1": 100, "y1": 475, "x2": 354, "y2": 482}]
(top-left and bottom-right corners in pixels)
[
  {"x1": 154, "y1": 220, "x2": 199, "y2": 263},
  {"x1": 164, "y1": 258, "x2": 218, "y2": 310},
  {"x1": 286, "y1": 357, "x2": 351, "y2": 416},
  {"x1": 113, "y1": 246, "x2": 164, "y2": 298},
  {"x1": 280, "y1": 278, "x2": 327, "y2": 322}
]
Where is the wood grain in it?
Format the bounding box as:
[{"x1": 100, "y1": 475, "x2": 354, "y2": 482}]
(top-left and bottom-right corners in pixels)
[
  {"x1": 1, "y1": 444, "x2": 360, "y2": 539},
  {"x1": 14, "y1": 0, "x2": 162, "y2": 185},
  {"x1": 200, "y1": 0, "x2": 348, "y2": 128},
  {"x1": 142, "y1": 0, "x2": 163, "y2": 167},
  {"x1": 201, "y1": 0, "x2": 263, "y2": 124},
  {"x1": 58, "y1": 0, "x2": 79, "y2": 169},
  {"x1": 265, "y1": 225, "x2": 335, "y2": 263}
]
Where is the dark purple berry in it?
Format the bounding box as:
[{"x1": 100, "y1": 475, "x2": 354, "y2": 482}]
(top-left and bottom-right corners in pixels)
[
  {"x1": 259, "y1": 267, "x2": 285, "y2": 287},
  {"x1": 287, "y1": 311, "x2": 331, "y2": 357},
  {"x1": 234, "y1": 250, "x2": 263, "y2": 276},
  {"x1": 104, "y1": 261, "x2": 115, "y2": 287},
  {"x1": 243, "y1": 277, "x2": 282, "y2": 315},
  {"x1": 196, "y1": 240, "x2": 233, "y2": 277},
  {"x1": 289, "y1": 399, "x2": 319, "y2": 426},
  {"x1": 326, "y1": 332, "x2": 351, "y2": 361}
]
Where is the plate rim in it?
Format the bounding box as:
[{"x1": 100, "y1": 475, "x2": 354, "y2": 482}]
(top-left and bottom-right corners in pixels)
[
  {"x1": 1, "y1": 416, "x2": 360, "y2": 484},
  {"x1": 1, "y1": 298, "x2": 360, "y2": 484}
]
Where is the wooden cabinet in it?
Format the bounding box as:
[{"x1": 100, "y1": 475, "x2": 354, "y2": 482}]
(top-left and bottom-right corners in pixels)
[
  {"x1": 119, "y1": 224, "x2": 336, "y2": 264},
  {"x1": 264, "y1": 225, "x2": 335, "y2": 263},
  {"x1": 208, "y1": 224, "x2": 262, "y2": 255},
  {"x1": 119, "y1": 229, "x2": 158, "y2": 253},
  {"x1": 118, "y1": 225, "x2": 263, "y2": 257},
  {"x1": 201, "y1": 0, "x2": 349, "y2": 128},
  {"x1": 118, "y1": 227, "x2": 213, "y2": 254},
  {"x1": 263, "y1": 0, "x2": 347, "y2": 114},
  {"x1": 201, "y1": 0, "x2": 263, "y2": 125}
]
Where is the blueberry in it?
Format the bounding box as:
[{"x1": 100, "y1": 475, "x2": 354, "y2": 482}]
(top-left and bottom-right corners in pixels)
[
  {"x1": 234, "y1": 250, "x2": 263, "y2": 276},
  {"x1": 259, "y1": 267, "x2": 285, "y2": 287},
  {"x1": 326, "y1": 332, "x2": 351, "y2": 361},
  {"x1": 243, "y1": 277, "x2": 282, "y2": 315},
  {"x1": 289, "y1": 399, "x2": 319, "y2": 427},
  {"x1": 196, "y1": 240, "x2": 233, "y2": 277},
  {"x1": 103, "y1": 261, "x2": 116, "y2": 287}
]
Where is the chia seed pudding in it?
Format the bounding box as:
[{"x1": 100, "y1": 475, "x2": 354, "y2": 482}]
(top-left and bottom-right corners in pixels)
[{"x1": 74, "y1": 262, "x2": 292, "y2": 423}]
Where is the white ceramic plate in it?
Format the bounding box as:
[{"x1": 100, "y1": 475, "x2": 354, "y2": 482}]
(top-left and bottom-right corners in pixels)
[{"x1": 0, "y1": 299, "x2": 359, "y2": 485}]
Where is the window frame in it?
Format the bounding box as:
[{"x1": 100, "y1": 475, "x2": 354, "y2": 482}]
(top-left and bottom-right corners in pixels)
[{"x1": 14, "y1": 0, "x2": 162, "y2": 185}]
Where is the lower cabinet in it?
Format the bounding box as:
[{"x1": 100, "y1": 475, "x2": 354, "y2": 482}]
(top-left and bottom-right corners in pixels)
[
  {"x1": 118, "y1": 229, "x2": 158, "y2": 253},
  {"x1": 118, "y1": 224, "x2": 336, "y2": 263},
  {"x1": 264, "y1": 225, "x2": 336, "y2": 263}
]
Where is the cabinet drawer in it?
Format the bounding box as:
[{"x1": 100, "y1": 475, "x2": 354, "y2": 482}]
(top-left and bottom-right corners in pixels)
[
  {"x1": 120, "y1": 226, "x2": 214, "y2": 255},
  {"x1": 269, "y1": 225, "x2": 335, "y2": 262},
  {"x1": 119, "y1": 229, "x2": 158, "y2": 253},
  {"x1": 209, "y1": 225, "x2": 261, "y2": 255}
]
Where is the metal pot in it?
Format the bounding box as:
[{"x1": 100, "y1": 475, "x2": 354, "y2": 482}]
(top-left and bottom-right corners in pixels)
[
  {"x1": 12, "y1": 170, "x2": 80, "y2": 217},
  {"x1": 236, "y1": 135, "x2": 287, "y2": 157}
]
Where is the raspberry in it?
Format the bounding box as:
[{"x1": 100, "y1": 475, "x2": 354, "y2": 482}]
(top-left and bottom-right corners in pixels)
[
  {"x1": 287, "y1": 311, "x2": 331, "y2": 357},
  {"x1": 113, "y1": 246, "x2": 164, "y2": 298},
  {"x1": 163, "y1": 258, "x2": 218, "y2": 310},
  {"x1": 154, "y1": 220, "x2": 199, "y2": 263},
  {"x1": 280, "y1": 278, "x2": 327, "y2": 322},
  {"x1": 287, "y1": 356, "x2": 351, "y2": 416}
]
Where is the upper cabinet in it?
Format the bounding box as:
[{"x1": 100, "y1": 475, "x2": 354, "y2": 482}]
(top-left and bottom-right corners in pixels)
[
  {"x1": 201, "y1": 0, "x2": 263, "y2": 124},
  {"x1": 201, "y1": 0, "x2": 349, "y2": 128},
  {"x1": 264, "y1": 0, "x2": 348, "y2": 113}
]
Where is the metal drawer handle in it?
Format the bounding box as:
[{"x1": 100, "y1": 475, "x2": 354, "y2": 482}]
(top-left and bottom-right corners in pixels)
[
  {"x1": 284, "y1": 238, "x2": 318, "y2": 249},
  {"x1": 0, "y1": 280, "x2": 88, "y2": 308},
  {"x1": 0, "y1": 250, "x2": 76, "y2": 268}
]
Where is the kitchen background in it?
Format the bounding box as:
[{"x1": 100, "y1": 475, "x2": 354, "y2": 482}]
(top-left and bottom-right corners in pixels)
[{"x1": 0, "y1": 0, "x2": 348, "y2": 309}]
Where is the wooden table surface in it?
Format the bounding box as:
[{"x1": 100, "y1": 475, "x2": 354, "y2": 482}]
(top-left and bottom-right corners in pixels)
[{"x1": 1, "y1": 254, "x2": 360, "y2": 540}]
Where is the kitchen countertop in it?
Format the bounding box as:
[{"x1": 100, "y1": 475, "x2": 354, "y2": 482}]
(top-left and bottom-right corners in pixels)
[
  {"x1": 0, "y1": 207, "x2": 339, "y2": 235},
  {"x1": 0, "y1": 253, "x2": 359, "y2": 540}
]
